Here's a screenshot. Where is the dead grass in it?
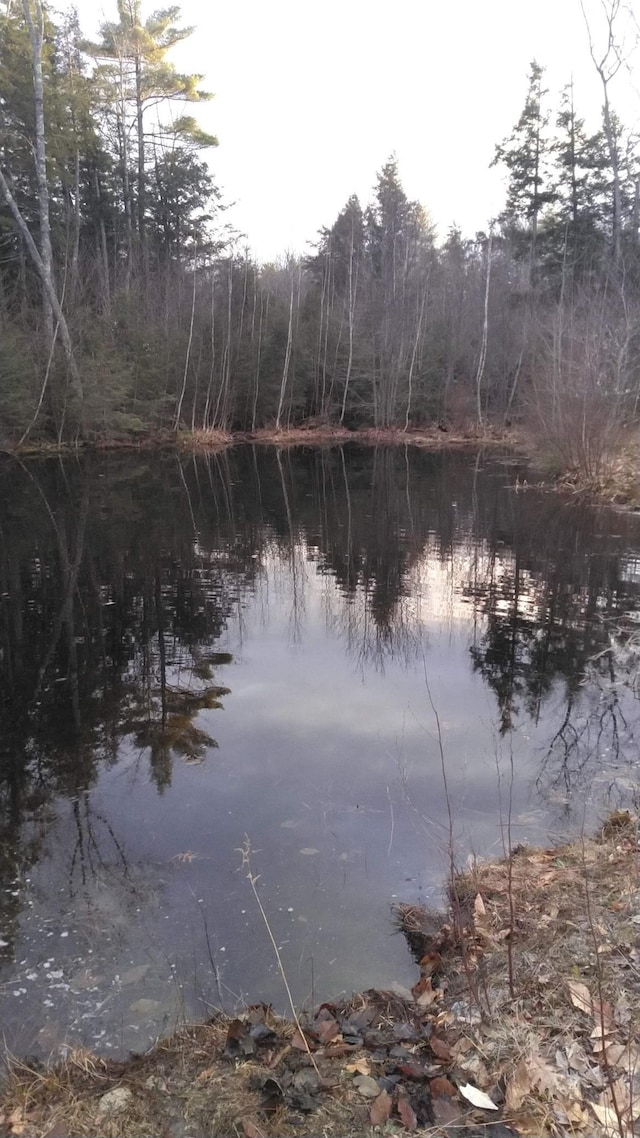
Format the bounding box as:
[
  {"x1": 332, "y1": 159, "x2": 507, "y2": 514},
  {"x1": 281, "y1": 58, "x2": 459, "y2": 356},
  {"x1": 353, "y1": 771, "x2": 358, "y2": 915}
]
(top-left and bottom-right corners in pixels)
[
  {"x1": 1, "y1": 817, "x2": 638, "y2": 1138},
  {"x1": 554, "y1": 445, "x2": 640, "y2": 504},
  {"x1": 434, "y1": 811, "x2": 640, "y2": 1136},
  {"x1": 176, "y1": 428, "x2": 234, "y2": 452},
  {"x1": 248, "y1": 422, "x2": 517, "y2": 450},
  {"x1": 0, "y1": 1013, "x2": 385, "y2": 1138}
]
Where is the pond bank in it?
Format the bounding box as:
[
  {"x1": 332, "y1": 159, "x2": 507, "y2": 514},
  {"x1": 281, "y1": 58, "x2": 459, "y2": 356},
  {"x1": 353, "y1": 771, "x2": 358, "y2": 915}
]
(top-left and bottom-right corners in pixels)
[
  {"x1": 3, "y1": 422, "x2": 517, "y2": 458},
  {"x1": 2, "y1": 815, "x2": 638, "y2": 1138},
  {"x1": 5, "y1": 424, "x2": 638, "y2": 506}
]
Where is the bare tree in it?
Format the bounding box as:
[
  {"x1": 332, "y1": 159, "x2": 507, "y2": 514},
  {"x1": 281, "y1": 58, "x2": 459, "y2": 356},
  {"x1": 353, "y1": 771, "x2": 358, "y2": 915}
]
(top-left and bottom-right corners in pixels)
[
  {"x1": 0, "y1": 168, "x2": 84, "y2": 422},
  {"x1": 22, "y1": 0, "x2": 54, "y2": 337},
  {"x1": 580, "y1": 0, "x2": 628, "y2": 268}
]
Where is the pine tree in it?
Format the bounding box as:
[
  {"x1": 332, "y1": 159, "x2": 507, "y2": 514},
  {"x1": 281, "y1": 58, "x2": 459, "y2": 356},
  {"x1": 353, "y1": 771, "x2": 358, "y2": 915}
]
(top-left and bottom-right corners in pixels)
[{"x1": 493, "y1": 61, "x2": 555, "y2": 284}]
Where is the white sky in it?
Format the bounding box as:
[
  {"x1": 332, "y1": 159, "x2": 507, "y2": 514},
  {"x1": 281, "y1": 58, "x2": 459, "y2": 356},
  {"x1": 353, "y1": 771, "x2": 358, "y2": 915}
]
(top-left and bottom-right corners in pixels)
[{"x1": 83, "y1": 0, "x2": 640, "y2": 262}]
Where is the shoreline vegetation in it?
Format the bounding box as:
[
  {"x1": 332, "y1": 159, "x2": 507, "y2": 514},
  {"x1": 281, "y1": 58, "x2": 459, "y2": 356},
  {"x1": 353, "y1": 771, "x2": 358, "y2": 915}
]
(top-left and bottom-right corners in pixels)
[
  {"x1": 1, "y1": 814, "x2": 638, "y2": 1138},
  {"x1": 3, "y1": 6, "x2": 640, "y2": 508},
  {"x1": 3, "y1": 423, "x2": 639, "y2": 507}
]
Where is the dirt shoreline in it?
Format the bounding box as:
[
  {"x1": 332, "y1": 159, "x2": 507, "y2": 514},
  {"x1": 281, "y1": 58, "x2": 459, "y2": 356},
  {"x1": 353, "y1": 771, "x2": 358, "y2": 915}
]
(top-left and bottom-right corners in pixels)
[
  {"x1": 4, "y1": 424, "x2": 638, "y2": 506},
  {"x1": 1, "y1": 815, "x2": 638, "y2": 1138},
  {"x1": 0, "y1": 422, "x2": 518, "y2": 459}
]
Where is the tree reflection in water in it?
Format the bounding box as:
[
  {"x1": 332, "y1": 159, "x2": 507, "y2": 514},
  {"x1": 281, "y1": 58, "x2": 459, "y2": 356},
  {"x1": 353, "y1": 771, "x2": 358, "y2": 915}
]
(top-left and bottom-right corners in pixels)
[{"x1": 1, "y1": 445, "x2": 640, "y2": 1045}]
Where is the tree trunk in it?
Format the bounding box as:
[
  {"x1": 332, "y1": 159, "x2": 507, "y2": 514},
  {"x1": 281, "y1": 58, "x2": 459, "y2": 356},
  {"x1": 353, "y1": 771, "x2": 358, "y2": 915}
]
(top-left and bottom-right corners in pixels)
[
  {"x1": 22, "y1": 0, "x2": 55, "y2": 339},
  {"x1": 0, "y1": 166, "x2": 84, "y2": 425}
]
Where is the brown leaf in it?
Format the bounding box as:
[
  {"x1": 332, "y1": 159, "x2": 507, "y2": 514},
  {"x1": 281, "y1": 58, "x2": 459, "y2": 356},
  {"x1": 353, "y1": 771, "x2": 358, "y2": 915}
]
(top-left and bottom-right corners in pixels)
[
  {"x1": 473, "y1": 893, "x2": 486, "y2": 918},
  {"x1": 431, "y1": 1094, "x2": 461, "y2": 1126},
  {"x1": 197, "y1": 1065, "x2": 217, "y2": 1082},
  {"x1": 226, "y1": 1017, "x2": 247, "y2": 1041},
  {"x1": 430, "y1": 1076, "x2": 457, "y2": 1097},
  {"x1": 397, "y1": 1094, "x2": 418, "y2": 1131},
  {"x1": 265, "y1": 1044, "x2": 290, "y2": 1068},
  {"x1": 505, "y1": 1060, "x2": 533, "y2": 1111},
  {"x1": 242, "y1": 1121, "x2": 267, "y2": 1138},
  {"x1": 591, "y1": 1102, "x2": 624, "y2": 1136},
  {"x1": 323, "y1": 1042, "x2": 358, "y2": 1058},
  {"x1": 429, "y1": 1036, "x2": 453, "y2": 1063},
  {"x1": 563, "y1": 1100, "x2": 590, "y2": 1128},
  {"x1": 316, "y1": 1016, "x2": 340, "y2": 1045},
  {"x1": 528, "y1": 1052, "x2": 561, "y2": 1095},
  {"x1": 418, "y1": 951, "x2": 441, "y2": 976},
  {"x1": 567, "y1": 980, "x2": 593, "y2": 1015},
  {"x1": 291, "y1": 1028, "x2": 314, "y2": 1051},
  {"x1": 517, "y1": 1114, "x2": 551, "y2": 1135},
  {"x1": 606, "y1": 1043, "x2": 630, "y2": 1068},
  {"x1": 224, "y1": 1018, "x2": 255, "y2": 1059},
  {"x1": 370, "y1": 1090, "x2": 392, "y2": 1127},
  {"x1": 412, "y1": 975, "x2": 438, "y2": 1007},
  {"x1": 346, "y1": 1058, "x2": 371, "y2": 1076}
]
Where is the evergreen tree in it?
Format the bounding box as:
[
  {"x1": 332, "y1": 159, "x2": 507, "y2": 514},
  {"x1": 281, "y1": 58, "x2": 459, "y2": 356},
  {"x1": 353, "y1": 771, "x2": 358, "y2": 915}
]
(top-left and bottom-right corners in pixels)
[{"x1": 493, "y1": 61, "x2": 555, "y2": 283}]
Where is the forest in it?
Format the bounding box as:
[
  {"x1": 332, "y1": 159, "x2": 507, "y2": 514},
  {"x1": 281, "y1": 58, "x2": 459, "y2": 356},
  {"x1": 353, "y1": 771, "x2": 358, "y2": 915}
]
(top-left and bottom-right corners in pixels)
[{"x1": 1, "y1": 0, "x2": 640, "y2": 478}]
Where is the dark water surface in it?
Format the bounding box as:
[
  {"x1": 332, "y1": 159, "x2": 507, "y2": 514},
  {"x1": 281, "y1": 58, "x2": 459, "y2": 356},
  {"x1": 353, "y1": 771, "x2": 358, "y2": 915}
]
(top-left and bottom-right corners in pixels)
[{"x1": 1, "y1": 445, "x2": 640, "y2": 1057}]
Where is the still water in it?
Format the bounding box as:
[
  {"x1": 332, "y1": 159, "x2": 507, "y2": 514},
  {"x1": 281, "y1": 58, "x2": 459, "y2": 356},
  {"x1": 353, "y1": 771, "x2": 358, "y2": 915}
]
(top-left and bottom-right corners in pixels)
[{"x1": 1, "y1": 445, "x2": 639, "y2": 1057}]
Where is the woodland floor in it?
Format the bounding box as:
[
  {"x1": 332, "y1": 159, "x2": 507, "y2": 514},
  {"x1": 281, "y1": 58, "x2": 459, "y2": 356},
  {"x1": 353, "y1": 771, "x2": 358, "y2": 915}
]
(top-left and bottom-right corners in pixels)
[{"x1": 1, "y1": 813, "x2": 638, "y2": 1138}]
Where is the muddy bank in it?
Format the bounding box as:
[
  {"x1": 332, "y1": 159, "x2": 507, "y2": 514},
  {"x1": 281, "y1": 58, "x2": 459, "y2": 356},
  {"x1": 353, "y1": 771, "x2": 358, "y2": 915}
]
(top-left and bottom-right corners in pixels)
[
  {"x1": 2, "y1": 422, "x2": 516, "y2": 459},
  {"x1": 1, "y1": 815, "x2": 638, "y2": 1138}
]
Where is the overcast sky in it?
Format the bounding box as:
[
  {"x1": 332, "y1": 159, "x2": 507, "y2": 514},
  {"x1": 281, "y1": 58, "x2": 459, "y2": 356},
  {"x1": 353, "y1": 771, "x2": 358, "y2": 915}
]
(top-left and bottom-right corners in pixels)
[{"x1": 83, "y1": 0, "x2": 640, "y2": 262}]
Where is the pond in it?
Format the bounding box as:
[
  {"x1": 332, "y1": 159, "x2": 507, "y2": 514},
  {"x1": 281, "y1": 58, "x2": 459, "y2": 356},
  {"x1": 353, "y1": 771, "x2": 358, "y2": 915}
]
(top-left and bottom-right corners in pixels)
[{"x1": 1, "y1": 445, "x2": 639, "y2": 1058}]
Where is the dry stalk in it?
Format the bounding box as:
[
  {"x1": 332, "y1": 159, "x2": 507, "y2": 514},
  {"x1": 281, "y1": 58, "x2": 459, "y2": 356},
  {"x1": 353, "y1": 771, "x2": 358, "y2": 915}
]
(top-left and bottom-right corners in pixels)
[
  {"x1": 239, "y1": 837, "x2": 320, "y2": 1077},
  {"x1": 421, "y1": 655, "x2": 489, "y2": 1017},
  {"x1": 495, "y1": 735, "x2": 517, "y2": 999},
  {"x1": 579, "y1": 826, "x2": 627, "y2": 1138}
]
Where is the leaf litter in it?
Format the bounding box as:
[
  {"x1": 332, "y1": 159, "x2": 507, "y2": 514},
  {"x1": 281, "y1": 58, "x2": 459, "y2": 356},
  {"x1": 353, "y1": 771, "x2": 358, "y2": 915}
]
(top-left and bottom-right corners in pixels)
[{"x1": 0, "y1": 813, "x2": 638, "y2": 1137}]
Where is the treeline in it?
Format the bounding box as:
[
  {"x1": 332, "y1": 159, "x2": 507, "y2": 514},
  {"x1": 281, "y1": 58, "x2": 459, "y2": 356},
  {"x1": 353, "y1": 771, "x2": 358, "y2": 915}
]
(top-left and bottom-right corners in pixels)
[{"x1": 2, "y1": 2, "x2": 640, "y2": 464}]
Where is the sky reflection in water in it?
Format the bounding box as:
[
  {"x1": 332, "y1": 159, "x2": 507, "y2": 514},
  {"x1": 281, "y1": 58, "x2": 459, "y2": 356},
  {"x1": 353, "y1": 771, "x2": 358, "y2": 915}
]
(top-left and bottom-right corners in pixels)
[{"x1": 1, "y1": 445, "x2": 639, "y2": 1056}]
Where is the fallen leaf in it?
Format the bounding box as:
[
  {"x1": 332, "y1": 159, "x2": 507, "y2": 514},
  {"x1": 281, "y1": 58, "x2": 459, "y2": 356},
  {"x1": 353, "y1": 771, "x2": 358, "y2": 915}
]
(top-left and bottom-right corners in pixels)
[
  {"x1": 430, "y1": 1036, "x2": 453, "y2": 1062},
  {"x1": 418, "y1": 951, "x2": 441, "y2": 976},
  {"x1": 430, "y1": 1076, "x2": 457, "y2": 1097},
  {"x1": 517, "y1": 1114, "x2": 550, "y2": 1135},
  {"x1": 412, "y1": 975, "x2": 438, "y2": 1007},
  {"x1": 197, "y1": 1065, "x2": 217, "y2": 1082},
  {"x1": 242, "y1": 1121, "x2": 267, "y2": 1138},
  {"x1": 224, "y1": 1018, "x2": 255, "y2": 1059},
  {"x1": 291, "y1": 1028, "x2": 313, "y2": 1051},
  {"x1": 346, "y1": 1058, "x2": 371, "y2": 1076},
  {"x1": 568, "y1": 980, "x2": 593, "y2": 1015},
  {"x1": 396, "y1": 1094, "x2": 418, "y2": 1130},
  {"x1": 265, "y1": 1044, "x2": 290, "y2": 1069},
  {"x1": 505, "y1": 1060, "x2": 533, "y2": 1111},
  {"x1": 458, "y1": 1082, "x2": 499, "y2": 1110},
  {"x1": 6, "y1": 1107, "x2": 27, "y2": 1137},
  {"x1": 528, "y1": 1052, "x2": 561, "y2": 1095},
  {"x1": 564, "y1": 1100, "x2": 590, "y2": 1127},
  {"x1": 599, "y1": 1042, "x2": 628, "y2": 1067},
  {"x1": 322, "y1": 1043, "x2": 357, "y2": 1057},
  {"x1": 370, "y1": 1090, "x2": 392, "y2": 1126},
  {"x1": 316, "y1": 1016, "x2": 340, "y2": 1045},
  {"x1": 591, "y1": 1102, "x2": 624, "y2": 1136},
  {"x1": 458, "y1": 1053, "x2": 490, "y2": 1084},
  {"x1": 474, "y1": 893, "x2": 486, "y2": 917},
  {"x1": 431, "y1": 1094, "x2": 461, "y2": 1126},
  {"x1": 492, "y1": 928, "x2": 512, "y2": 941}
]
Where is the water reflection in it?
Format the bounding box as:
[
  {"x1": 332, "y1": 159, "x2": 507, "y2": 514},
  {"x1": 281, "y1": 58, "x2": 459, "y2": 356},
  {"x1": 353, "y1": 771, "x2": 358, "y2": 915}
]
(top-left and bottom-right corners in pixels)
[{"x1": 0, "y1": 446, "x2": 639, "y2": 1056}]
